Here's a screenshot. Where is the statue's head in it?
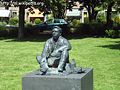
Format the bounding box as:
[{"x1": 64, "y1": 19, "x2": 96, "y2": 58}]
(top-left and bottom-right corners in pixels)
[{"x1": 52, "y1": 26, "x2": 62, "y2": 40}]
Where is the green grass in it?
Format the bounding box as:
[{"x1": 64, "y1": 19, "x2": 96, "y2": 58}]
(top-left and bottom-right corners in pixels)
[{"x1": 0, "y1": 37, "x2": 120, "y2": 90}]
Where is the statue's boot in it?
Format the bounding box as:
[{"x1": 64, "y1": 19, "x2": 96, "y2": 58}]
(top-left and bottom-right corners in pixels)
[
  {"x1": 58, "y1": 50, "x2": 69, "y2": 72},
  {"x1": 58, "y1": 61, "x2": 65, "y2": 72},
  {"x1": 36, "y1": 55, "x2": 49, "y2": 74}
]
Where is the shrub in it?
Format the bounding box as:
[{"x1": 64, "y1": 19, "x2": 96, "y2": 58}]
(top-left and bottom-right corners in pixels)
[
  {"x1": 25, "y1": 22, "x2": 33, "y2": 27},
  {"x1": 0, "y1": 26, "x2": 5, "y2": 31},
  {"x1": 9, "y1": 18, "x2": 19, "y2": 25},
  {"x1": 78, "y1": 23, "x2": 90, "y2": 35},
  {"x1": 113, "y1": 16, "x2": 120, "y2": 29},
  {"x1": 24, "y1": 22, "x2": 33, "y2": 35},
  {"x1": 0, "y1": 26, "x2": 6, "y2": 30},
  {"x1": 0, "y1": 22, "x2": 7, "y2": 30},
  {"x1": 69, "y1": 19, "x2": 81, "y2": 34},
  {"x1": 97, "y1": 12, "x2": 106, "y2": 23},
  {"x1": 89, "y1": 22, "x2": 105, "y2": 36},
  {"x1": 0, "y1": 22, "x2": 7, "y2": 26},
  {"x1": 0, "y1": 22, "x2": 9, "y2": 37},
  {"x1": 113, "y1": 16, "x2": 120, "y2": 24},
  {"x1": 70, "y1": 22, "x2": 106, "y2": 36},
  {"x1": 34, "y1": 18, "x2": 42, "y2": 24},
  {"x1": 70, "y1": 19, "x2": 80, "y2": 27},
  {"x1": 105, "y1": 29, "x2": 120, "y2": 38},
  {"x1": 84, "y1": 17, "x2": 89, "y2": 23}
]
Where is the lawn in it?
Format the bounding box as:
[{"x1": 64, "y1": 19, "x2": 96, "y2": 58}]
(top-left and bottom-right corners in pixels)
[{"x1": 0, "y1": 37, "x2": 120, "y2": 90}]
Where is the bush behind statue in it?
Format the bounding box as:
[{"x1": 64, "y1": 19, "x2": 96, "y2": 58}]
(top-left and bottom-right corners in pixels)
[
  {"x1": 34, "y1": 18, "x2": 42, "y2": 24},
  {"x1": 105, "y1": 29, "x2": 120, "y2": 38},
  {"x1": 9, "y1": 18, "x2": 19, "y2": 25},
  {"x1": 0, "y1": 22, "x2": 7, "y2": 30},
  {"x1": 0, "y1": 22, "x2": 8, "y2": 37},
  {"x1": 70, "y1": 22, "x2": 106, "y2": 36},
  {"x1": 70, "y1": 19, "x2": 80, "y2": 28}
]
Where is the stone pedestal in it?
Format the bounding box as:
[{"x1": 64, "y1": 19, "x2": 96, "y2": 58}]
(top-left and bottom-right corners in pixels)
[{"x1": 22, "y1": 68, "x2": 93, "y2": 90}]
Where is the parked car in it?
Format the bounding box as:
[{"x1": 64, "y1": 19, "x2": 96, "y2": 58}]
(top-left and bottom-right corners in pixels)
[{"x1": 32, "y1": 19, "x2": 70, "y2": 33}]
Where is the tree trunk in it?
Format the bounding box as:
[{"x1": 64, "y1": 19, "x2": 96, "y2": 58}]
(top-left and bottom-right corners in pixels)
[
  {"x1": 18, "y1": 5, "x2": 25, "y2": 40},
  {"x1": 94, "y1": 11, "x2": 98, "y2": 20},
  {"x1": 87, "y1": 6, "x2": 91, "y2": 22},
  {"x1": 87, "y1": 5, "x2": 98, "y2": 22},
  {"x1": 92, "y1": 6, "x2": 98, "y2": 21},
  {"x1": 106, "y1": 2, "x2": 114, "y2": 28}
]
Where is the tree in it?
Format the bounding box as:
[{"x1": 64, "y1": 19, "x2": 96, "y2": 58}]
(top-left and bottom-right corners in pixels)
[
  {"x1": 48, "y1": 0, "x2": 67, "y2": 18},
  {"x1": 102, "y1": 0, "x2": 120, "y2": 28},
  {"x1": 35, "y1": 0, "x2": 68, "y2": 19},
  {"x1": 18, "y1": 5, "x2": 25, "y2": 39},
  {"x1": 75, "y1": 0, "x2": 103, "y2": 22},
  {"x1": 0, "y1": 0, "x2": 43, "y2": 39},
  {"x1": 0, "y1": 0, "x2": 69, "y2": 39},
  {"x1": 106, "y1": 1, "x2": 114, "y2": 28}
]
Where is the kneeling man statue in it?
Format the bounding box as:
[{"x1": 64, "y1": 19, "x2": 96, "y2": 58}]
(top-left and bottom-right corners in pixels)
[{"x1": 36, "y1": 26, "x2": 72, "y2": 75}]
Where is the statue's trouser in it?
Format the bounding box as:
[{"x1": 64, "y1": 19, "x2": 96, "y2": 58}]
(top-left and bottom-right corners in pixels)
[
  {"x1": 36, "y1": 56, "x2": 49, "y2": 72},
  {"x1": 36, "y1": 50, "x2": 69, "y2": 72},
  {"x1": 57, "y1": 49, "x2": 69, "y2": 71}
]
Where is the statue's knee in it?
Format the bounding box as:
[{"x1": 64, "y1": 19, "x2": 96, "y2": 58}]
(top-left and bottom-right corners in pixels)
[{"x1": 36, "y1": 55, "x2": 41, "y2": 64}]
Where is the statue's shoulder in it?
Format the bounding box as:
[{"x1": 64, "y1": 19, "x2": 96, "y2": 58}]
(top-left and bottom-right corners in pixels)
[{"x1": 46, "y1": 38, "x2": 53, "y2": 43}]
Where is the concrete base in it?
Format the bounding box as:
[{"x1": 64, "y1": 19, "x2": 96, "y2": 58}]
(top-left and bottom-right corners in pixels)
[{"x1": 22, "y1": 68, "x2": 93, "y2": 90}]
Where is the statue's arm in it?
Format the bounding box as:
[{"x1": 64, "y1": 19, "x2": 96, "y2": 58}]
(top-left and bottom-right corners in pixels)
[
  {"x1": 55, "y1": 39, "x2": 71, "y2": 52},
  {"x1": 56, "y1": 46, "x2": 68, "y2": 52},
  {"x1": 65, "y1": 40, "x2": 71, "y2": 50},
  {"x1": 41, "y1": 41, "x2": 49, "y2": 58},
  {"x1": 50, "y1": 39, "x2": 71, "y2": 56}
]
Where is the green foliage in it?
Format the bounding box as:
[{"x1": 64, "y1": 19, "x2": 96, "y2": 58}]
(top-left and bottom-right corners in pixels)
[
  {"x1": 75, "y1": 0, "x2": 103, "y2": 21},
  {"x1": 113, "y1": 16, "x2": 120, "y2": 24},
  {"x1": 71, "y1": 22, "x2": 106, "y2": 36},
  {"x1": 70, "y1": 19, "x2": 80, "y2": 27},
  {"x1": 69, "y1": 19, "x2": 81, "y2": 34},
  {"x1": 47, "y1": 14, "x2": 54, "y2": 20},
  {"x1": 50, "y1": 0, "x2": 66, "y2": 18},
  {"x1": 35, "y1": 0, "x2": 67, "y2": 18},
  {"x1": 25, "y1": 22, "x2": 33, "y2": 27},
  {"x1": 101, "y1": 0, "x2": 120, "y2": 26},
  {"x1": 0, "y1": 22, "x2": 7, "y2": 30},
  {"x1": 0, "y1": 26, "x2": 5, "y2": 31},
  {"x1": 97, "y1": 11, "x2": 106, "y2": 23},
  {"x1": 34, "y1": 18, "x2": 42, "y2": 24},
  {"x1": 84, "y1": 17, "x2": 89, "y2": 23},
  {"x1": 105, "y1": 29, "x2": 120, "y2": 38},
  {"x1": 9, "y1": 18, "x2": 19, "y2": 25},
  {"x1": 0, "y1": 22, "x2": 7, "y2": 26}
]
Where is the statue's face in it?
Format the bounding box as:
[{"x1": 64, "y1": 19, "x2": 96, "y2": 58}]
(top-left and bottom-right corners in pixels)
[{"x1": 52, "y1": 28, "x2": 61, "y2": 39}]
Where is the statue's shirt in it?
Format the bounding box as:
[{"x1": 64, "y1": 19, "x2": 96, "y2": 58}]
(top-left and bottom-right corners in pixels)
[{"x1": 41, "y1": 36, "x2": 71, "y2": 59}]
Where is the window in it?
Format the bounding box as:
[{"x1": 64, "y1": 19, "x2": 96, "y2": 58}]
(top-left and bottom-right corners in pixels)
[
  {"x1": 54, "y1": 19, "x2": 60, "y2": 23},
  {"x1": 12, "y1": 11, "x2": 17, "y2": 17},
  {"x1": 84, "y1": 12, "x2": 87, "y2": 17}
]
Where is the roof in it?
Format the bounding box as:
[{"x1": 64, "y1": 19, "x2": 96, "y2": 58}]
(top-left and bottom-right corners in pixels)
[
  {"x1": 28, "y1": 9, "x2": 44, "y2": 17},
  {"x1": 0, "y1": 10, "x2": 10, "y2": 17},
  {"x1": 66, "y1": 9, "x2": 80, "y2": 16}
]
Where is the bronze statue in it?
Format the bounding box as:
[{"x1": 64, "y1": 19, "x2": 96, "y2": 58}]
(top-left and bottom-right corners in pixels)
[{"x1": 36, "y1": 26, "x2": 71, "y2": 75}]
